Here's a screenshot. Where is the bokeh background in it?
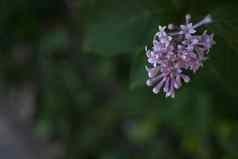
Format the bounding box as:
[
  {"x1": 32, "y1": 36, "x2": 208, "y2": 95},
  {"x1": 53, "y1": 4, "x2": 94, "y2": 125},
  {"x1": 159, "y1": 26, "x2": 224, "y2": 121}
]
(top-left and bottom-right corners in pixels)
[{"x1": 0, "y1": 0, "x2": 238, "y2": 159}]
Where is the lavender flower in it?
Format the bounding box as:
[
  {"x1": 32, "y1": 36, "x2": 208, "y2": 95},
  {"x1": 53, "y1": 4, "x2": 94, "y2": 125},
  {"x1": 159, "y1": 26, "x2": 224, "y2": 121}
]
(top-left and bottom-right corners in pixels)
[
  {"x1": 179, "y1": 23, "x2": 196, "y2": 38},
  {"x1": 145, "y1": 14, "x2": 215, "y2": 98}
]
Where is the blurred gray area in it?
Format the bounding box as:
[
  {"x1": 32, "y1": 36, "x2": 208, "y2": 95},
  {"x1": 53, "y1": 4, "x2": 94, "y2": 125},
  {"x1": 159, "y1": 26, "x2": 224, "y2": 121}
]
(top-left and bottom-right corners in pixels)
[{"x1": 0, "y1": 82, "x2": 63, "y2": 159}]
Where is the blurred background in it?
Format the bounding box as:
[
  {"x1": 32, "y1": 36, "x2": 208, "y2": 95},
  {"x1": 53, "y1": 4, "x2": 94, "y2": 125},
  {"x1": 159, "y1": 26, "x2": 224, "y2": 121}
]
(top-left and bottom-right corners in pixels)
[{"x1": 0, "y1": 0, "x2": 238, "y2": 159}]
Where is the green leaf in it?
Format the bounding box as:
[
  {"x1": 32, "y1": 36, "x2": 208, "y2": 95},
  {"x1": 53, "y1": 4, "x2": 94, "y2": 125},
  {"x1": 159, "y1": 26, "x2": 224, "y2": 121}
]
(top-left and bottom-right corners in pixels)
[
  {"x1": 158, "y1": 89, "x2": 212, "y2": 135},
  {"x1": 208, "y1": 5, "x2": 238, "y2": 97},
  {"x1": 129, "y1": 48, "x2": 147, "y2": 90},
  {"x1": 82, "y1": 0, "x2": 177, "y2": 56},
  {"x1": 84, "y1": 12, "x2": 150, "y2": 56},
  {"x1": 39, "y1": 29, "x2": 69, "y2": 52},
  {"x1": 211, "y1": 5, "x2": 238, "y2": 53}
]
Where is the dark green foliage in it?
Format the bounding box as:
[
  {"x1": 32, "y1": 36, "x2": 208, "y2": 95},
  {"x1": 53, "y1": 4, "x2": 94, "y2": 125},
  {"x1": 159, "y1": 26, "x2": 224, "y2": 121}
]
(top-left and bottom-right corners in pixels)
[{"x1": 1, "y1": 0, "x2": 238, "y2": 158}]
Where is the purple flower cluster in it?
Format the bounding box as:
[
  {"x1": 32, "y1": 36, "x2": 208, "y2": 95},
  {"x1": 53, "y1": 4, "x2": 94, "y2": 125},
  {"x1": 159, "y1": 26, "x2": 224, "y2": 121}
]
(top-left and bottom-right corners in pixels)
[{"x1": 145, "y1": 14, "x2": 215, "y2": 98}]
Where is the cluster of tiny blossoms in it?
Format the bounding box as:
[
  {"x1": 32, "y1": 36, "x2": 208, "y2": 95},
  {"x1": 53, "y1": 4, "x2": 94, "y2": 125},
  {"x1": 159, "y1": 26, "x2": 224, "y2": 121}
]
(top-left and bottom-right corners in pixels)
[{"x1": 145, "y1": 14, "x2": 215, "y2": 98}]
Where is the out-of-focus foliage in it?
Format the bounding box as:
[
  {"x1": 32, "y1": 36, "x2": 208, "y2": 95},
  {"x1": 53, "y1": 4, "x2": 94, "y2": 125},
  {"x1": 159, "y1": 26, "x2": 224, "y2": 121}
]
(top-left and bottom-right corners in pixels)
[{"x1": 1, "y1": 0, "x2": 238, "y2": 158}]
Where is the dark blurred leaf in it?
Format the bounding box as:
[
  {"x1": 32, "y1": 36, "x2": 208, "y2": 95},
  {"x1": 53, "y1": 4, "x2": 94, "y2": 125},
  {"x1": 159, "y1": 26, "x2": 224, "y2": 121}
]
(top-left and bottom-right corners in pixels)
[
  {"x1": 39, "y1": 29, "x2": 69, "y2": 52},
  {"x1": 82, "y1": 0, "x2": 177, "y2": 56},
  {"x1": 127, "y1": 113, "x2": 160, "y2": 143},
  {"x1": 129, "y1": 48, "x2": 147, "y2": 89},
  {"x1": 147, "y1": 87, "x2": 212, "y2": 136},
  {"x1": 208, "y1": 5, "x2": 238, "y2": 97},
  {"x1": 211, "y1": 5, "x2": 238, "y2": 51},
  {"x1": 84, "y1": 12, "x2": 149, "y2": 56}
]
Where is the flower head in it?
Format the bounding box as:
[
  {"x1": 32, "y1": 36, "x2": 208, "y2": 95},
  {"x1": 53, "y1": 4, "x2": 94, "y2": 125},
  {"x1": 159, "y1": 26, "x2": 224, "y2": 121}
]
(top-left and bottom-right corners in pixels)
[{"x1": 145, "y1": 14, "x2": 215, "y2": 98}]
